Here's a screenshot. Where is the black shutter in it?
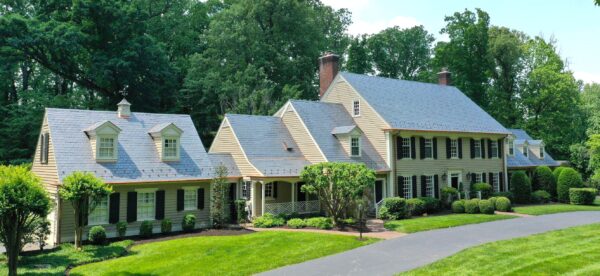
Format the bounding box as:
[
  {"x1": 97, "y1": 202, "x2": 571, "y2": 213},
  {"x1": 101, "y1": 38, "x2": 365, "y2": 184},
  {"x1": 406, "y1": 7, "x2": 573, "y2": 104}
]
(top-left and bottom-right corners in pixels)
[
  {"x1": 421, "y1": 175, "x2": 427, "y2": 197},
  {"x1": 396, "y1": 136, "x2": 403, "y2": 159},
  {"x1": 412, "y1": 176, "x2": 417, "y2": 198},
  {"x1": 197, "y1": 188, "x2": 205, "y2": 209},
  {"x1": 470, "y1": 139, "x2": 475, "y2": 159},
  {"x1": 127, "y1": 192, "x2": 137, "y2": 222},
  {"x1": 44, "y1": 134, "x2": 49, "y2": 164},
  {"x1": 481, "y1": 139, "x2": 486, "y2": 159},
  {"x1": 458, "y1": 138, "x2": 463, "y2": 159},
  {"x1": 297, "y1": 183, "x2": 306, "y2": 201},
  {"x1": 109, "y1": 193, "x2": 120, "y2": 224},
  {"x1": 488, "y1": 139, "x2": 493, "y2": 159},
  {"x1": 155, "y1": 190, "x2": 165, "y2": 220},
  {"x1": 177, "y1": 189, "x2": 184, "y2": 211},
  {"x1": 499, "y1": 172, "x2": 504, "y2": 192},
  {"x1": 499, "y1": 139, "x2": 503, "y2": 158},
  {"x1": 446, "y1": 138, "x2": 451, "y2": 159},
  {"x1": 482, "y1": 173, "x2": 487, "y2": 183},
  {"x1": 471, "y1": 173, "x2": 476, "y2": 184},
  {"x1": 419, "y1": 138, "x2": 425, "y2": 159},
  {"x1": 397, "y1": 176, "x2": 404, "y2": 197},
  {"x1": 410, "y1": 137, "x2": 416, "y2": 159},
  {"x1": 434, "y1": 175, "x2": 440, "y2": 198},
  {"x1": 273, "y1": 182, "x2": 278, "y2": 198},
  {"x1": 433, "y1": 138, "x2": 438, "y2": 159}
]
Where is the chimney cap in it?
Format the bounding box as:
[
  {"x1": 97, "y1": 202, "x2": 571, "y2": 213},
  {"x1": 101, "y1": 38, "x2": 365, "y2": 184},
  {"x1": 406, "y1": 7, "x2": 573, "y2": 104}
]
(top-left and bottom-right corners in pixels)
[{"x1": 437, "y1": 67, "x2": 450, "y2": 74}]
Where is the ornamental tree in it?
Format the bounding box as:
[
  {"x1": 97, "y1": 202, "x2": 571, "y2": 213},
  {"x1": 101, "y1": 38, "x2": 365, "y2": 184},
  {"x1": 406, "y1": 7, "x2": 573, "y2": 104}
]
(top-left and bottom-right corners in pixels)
[
  {"x1": 300, "y1": 162, "x2": 376, "y2": 226},
  {"x1": 0, "y1": 165, "x2": 52, "y2": 276},
  {"x1": 510, "y1": 171, "x2": 532, "y2": 204},
  {"x1": 59, "y1": 172, "x2": 112, "y2": 249},
  {"x1": 210, "y1": 165, "x2": 230, "y2": 228}
]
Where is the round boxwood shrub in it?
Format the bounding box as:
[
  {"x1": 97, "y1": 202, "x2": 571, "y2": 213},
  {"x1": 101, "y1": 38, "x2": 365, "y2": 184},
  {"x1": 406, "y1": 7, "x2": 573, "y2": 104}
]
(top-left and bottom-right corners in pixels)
[
  {"x1": 510, "y1": 171, "x2": 532, "y2": 204},
  {"x1": 252, "y1": 213, "x2": 285, "y2": 228},
  {"x1": 378, "y1": 197, "x2": 408, "y2": 220},
  {"x1": 116, "y1": 221, "x2": 127, "y2": 238},
  {"x1": 182, "y1": 213, "x2": 197, "y2": 232},
  {"x1": 478, "y1": 199, "x2": 495, "y2": 214},
  {"x1": 473, "y1": 183, "x2": 493, "y2": 199},
  {"x1": 533, "y1": 166, "x2": 557, "y2": 197},
  {"x1": 406, "y1": 198, "x2": 426, "y2": 216},
  {"x1": 305, "y1": 217, "x2": 333, "y2": 229},
  {"x1": 488, "y1": 197, "x2": 497, "y2": 207},
  {"x1": 139, "y1": 221, "x2": 153, "y2": 238},
  {"x1": 464, "y1": 199, "x2": 480, "y2": 214},
  {"x1": 531, "y1": 190, "x2": 551, "y2": 204},
  {"x1": 492, "y1": 191, "x2": 514, "y2": 201},
  {"x1": 161, "y1": 219, "x2": 172, "y2": 234},
  {"x1": 418, "y1": 197, "x2": 441, "y2": 213},
  {"x1": 557, "y1": 168, "x2": 584, "y2": 203},
  {"x1": 553, "y1": 167, "x2": 566, "y2": 181},
  {"x1": 451, "y1": 200, "x2": 465, "y2": 213},
  {"x1": 495, "y1": 197, "x2": 512, "y2": 212},
  {"x1": 88, "y1": 226, "x2": 106, "y2": 245},
  {"x1": 569, "y1": 188, "x2": 598, "y2": 205},
  {"x1": 441, "y1": 187, "x2": 459, "y2": 208},
  {"x1": 287, "y1": 218, "x2": 306, "y2": 229}
]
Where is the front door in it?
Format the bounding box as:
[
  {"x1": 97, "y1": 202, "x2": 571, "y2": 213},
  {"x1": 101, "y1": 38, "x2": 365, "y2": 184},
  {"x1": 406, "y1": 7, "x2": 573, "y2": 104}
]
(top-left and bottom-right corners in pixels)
[
  {"x1": 451, "y1": 174, "x2": 460, "y2": 189},
  {"x1": 374, "y1": 180, "x2": 383, "y2": 203}
]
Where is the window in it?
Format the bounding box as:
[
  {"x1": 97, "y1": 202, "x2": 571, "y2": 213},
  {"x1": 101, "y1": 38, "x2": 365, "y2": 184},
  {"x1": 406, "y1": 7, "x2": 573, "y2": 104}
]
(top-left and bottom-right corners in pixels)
[
  {"x1": 351, "y1": 137, "x2": 361, "y2": 157},
  {"x1": 242, "y1": 181, "x2": 251, "y2": 199},
  {"x1": 184, "y1": 189, "x2": 197, "y2": 210},
  {"x1": 492, "y1": 173, "x2": 500, "y2": 192},
  {"x1": 450, "y1": 139, "x2": 458, "y2": 158},
  {"x1": 424, "y1": 138, "x2": 433, "y2": 159},
  {"x1": 88, "y1": 196, "x2": 109, "y2": 225},
  {"x1": 137, "y1": 191, "x2": 155, "y2": 221},
  {"x1": 425, "y1": 176, "x2": 434, "y2": 197},
  {"x1": 473, "y1": 140, "x2": 482, "y2": 158},
  {"x1": 98, "y1": 137, "x2": 116, "y2": 159},
  {"x1": 474, "y1": 173, "x2": 482, "y2": 183},
  {"x1": 353, "y1": 100, "x2": 360, "y2": 116},
  {"x1": 265, "y1": 183, "x2": 273, "y2": 198},
  {"x1": 163, "y1": 138, "x2": 178, "y2": 159},
  {"x1": 403, "y1": 176, "x2": 412, "y2": 199},
  {"x1": 540, "y1": 146, "x2": 545, "y2": 158},
  {"x1": 402, "y1": 138, "x2": 412, "y2": 158},
  {"x1": 491, "y1": 141, "x2": 499, "y2": 158},
  {"x1": 523, "y1": 145, "x2": 528, "y2": 157},
  {"x1": 508, "y1": 140, "x2": 514, "y2": 156},
  {"x1": 40, "y1": 133, "x2": 49, "y2": 164}
]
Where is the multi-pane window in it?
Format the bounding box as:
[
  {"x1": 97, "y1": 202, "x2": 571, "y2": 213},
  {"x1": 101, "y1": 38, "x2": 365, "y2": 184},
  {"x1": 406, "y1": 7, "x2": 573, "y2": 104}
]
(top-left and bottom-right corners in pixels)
[
  {"x1": 99, "y1": 137, "x2": 115, "y2": 158},
  {"x1": 508, "y1": 140, "x2": 514, "y2": 155},
  {"x1": 265, "y1": 183, "x2": 273, "y2": 198},
  {"x1": 242, "y1": 181, "x2": 251, "y2": 199},
  {"x1": 351, "y1": 137, "x2": 360, "y2": 156},
  {"x1": 88, "y1": 196, "x2": 109, "y2": 225},
  {"x1": 425, "y1": 175, "x2": 434, "y2": 197},
  {"x1": 403, "y1": 176, "x2": 412, "y2": 199},
  {"x1": 184, "y1": 189, "x2": 197, "y2": 210},
  {"x1": 402, "y1": 138, "x2": 411, "y2": 158},
  {"x1": 492, "y1": 173, "x2": 500, "y2": 192},
  {"x1": 163, "y1": 138, "x2": 178, "y2": 158},
  {"x1": 491, "y1": 141, "x2": 499, "y2": 158},
  {"x1": 540, "y1": 146, "x2": 545, "y2": 158},
  {"x1": 424, "y1": 138, "x2": 433, "y2": 158},
  {"x1": 523, "y1": 145, "x2": 529, "y2": 157},
  {"x1": 450, "y1": 139, "x2": 459, "y2": 158},
  {"x1": 474, "y1": 173, "x2": 482, "y2": 183},
  {"x1": 137, "y1": 191, "x2": 155, "y2": 221},
  {"x1": 473, "y1": 140, "x2": 482, "y2": 158},
  {"x1": 353, "y1": 100, "x2": 360, "y2": 116}
]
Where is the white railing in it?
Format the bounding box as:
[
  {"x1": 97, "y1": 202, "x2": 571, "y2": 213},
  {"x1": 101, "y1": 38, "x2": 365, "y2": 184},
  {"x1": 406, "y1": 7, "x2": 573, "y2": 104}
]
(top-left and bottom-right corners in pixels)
[
  {"x1": 264, "y1": 200, "x2": 320, "y2": 215},
  {"x1": 374, "y1": 199, "x2": 384, "y2": 218}
]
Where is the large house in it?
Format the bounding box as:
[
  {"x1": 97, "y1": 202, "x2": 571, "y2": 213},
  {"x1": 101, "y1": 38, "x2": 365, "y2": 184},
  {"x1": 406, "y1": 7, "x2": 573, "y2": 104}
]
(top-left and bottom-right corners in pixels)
[{"x1": 506, "y1": 128, "x2": 560, "y2": 179}]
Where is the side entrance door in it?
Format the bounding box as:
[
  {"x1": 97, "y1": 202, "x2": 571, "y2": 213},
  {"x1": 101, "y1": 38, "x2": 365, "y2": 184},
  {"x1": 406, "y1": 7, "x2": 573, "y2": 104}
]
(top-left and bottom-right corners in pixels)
[{"x1": 374, "y1": 180, "x2": 383, "y2": 203}]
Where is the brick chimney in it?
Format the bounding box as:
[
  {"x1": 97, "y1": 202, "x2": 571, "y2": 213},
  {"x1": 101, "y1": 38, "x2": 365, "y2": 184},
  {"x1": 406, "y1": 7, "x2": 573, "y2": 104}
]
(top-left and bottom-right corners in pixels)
[
  {"x1": 117, "y1": 98, "x2": 131, "y2": 119},
  {"x1": 319, "y1": 52, "x2": 339, "y2": 98},
  {"x1": 437, "y1": 68, "x2": 451, "y2": 86}
]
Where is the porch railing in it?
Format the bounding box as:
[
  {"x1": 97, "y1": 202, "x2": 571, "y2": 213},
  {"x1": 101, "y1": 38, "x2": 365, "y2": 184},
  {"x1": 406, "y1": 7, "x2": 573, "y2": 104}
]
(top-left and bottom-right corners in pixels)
[{"x1": 264, "y1": 200, "x2": 320, "y2": 215}]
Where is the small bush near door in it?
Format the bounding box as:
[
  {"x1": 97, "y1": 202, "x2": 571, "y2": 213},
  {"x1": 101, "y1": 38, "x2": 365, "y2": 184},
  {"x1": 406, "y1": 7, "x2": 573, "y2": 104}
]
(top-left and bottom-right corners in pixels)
[
  {"x1": 472, "y1": 183, "x2": 493, "y2": 199},
  {"x1": 495, "y1": 197, "x2": 512, "y2": 212},
  {"x1": 441, "y1": 187, "x2": 459, "y2": 208},
  {"x1": 378, "y1": 197, "x2": 408, "y2": 220},
  {"x1": 406, "y1": 198, "x2": 426, "y2": 216},
  {"x1": 161, "y1": 219, "x2": 172, "y2": 234},
  {"x1": 569, "y1": 188, "x2": 598, "y2": 205},
  {"x1": 140, "y1": 221, "x2": 153, "y2": 238},
  {"x1": 452, "y1": 200, "x2": 465, "y2": 213},
  {"x1": 478, "y1": 200, "x2": 495, "y2": 214},
  {"x1": 464, "y1": 199, "x2": 480, "y2": 214},
  {"x1": 531, "y1": 190, "x2": 551, "y2": 204},
  {"x1": 234, "y1": 200, "x2": 248, "y2": 223},
  {"x1": 182, "y1": 214, "x2": 196, "y2": 232},
  {"x1": 418, "y1": 197, "x2": 441, "y2": 213},
  {"x1": 287, "y1": 218, "x2": 306, "y2": 229},
  {"x1": 88, "y1": 226, "x2": 107, "y2": 245},
  {"x1": 116, "y1": 222, "x2": 127, "y2": 238},
  {"x1": 252, "y1": 213, "x2": 285, "y2": 228}
]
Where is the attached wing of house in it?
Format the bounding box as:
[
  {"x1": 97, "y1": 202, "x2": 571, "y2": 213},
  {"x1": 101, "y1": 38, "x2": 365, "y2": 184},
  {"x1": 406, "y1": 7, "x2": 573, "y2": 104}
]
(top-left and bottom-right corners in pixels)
[{"x1": 506, "y1": 128, "x2": 560, "y2": 169}]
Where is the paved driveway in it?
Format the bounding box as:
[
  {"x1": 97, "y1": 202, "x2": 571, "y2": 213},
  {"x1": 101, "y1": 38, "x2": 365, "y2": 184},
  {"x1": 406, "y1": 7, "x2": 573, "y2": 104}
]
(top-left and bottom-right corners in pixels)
[{"x1": 260, "y1": 211, "x2": 600, "y2": 276}]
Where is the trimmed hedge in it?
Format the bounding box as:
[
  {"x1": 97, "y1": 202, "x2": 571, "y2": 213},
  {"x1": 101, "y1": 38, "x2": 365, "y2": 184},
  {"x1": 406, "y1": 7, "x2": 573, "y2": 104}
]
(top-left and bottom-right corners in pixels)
[
  {"x1": 478, "y1": 199, "x2": 495, "y2": 214},
  {"x1": 492, "y1": 191, "x2": 514, "y2": 201},
  {"x1": 253, "y1": 213, "x2": 285, "y2": 228},
  {"x1": 182, "y1": 213, "x2": 196, "y2": 232},
  {"x1": 569, "y1": 188, "x2": 598, "y2": 205},
  {"x1": 88, "y1": 226, "x2": 107, "y2": 245},
  {"x1": 533, "y1": 166, "x2": 557, "y2": 197},
  {"x1": 510, "y1": 171, "x2": 532, "y2": 204},
  {"x1": 305, "y1": 217, "x2": 333, "y2": 229},
  {"x1": 139, "y1": 221, "x2": 153, "y2": 238},
  {"x1": 473, "y1": 183, "x2": 493, "y2": 199},
  {"x1": 488, "y1": 197, "x2": 497, "y2": 208},
  {"x1": 495, "y1": 197, "x2": 512, "y2": 212},
  {"x1": 287, "y1": 218, "x2": 306, "y2": 229},
  {"x1": 465, "y1": 199, "x2": 480, "y2": 214},
  {"x1": 553, "y1": 167, "x2": 567, "y2": 181},
  {"x1": 161, "y1": 219, "x2": 172, "y2": 234},
  {"x1": 441, "y1": 187, "x2": 459, "y2": 207},
  {"x1": 531, "y1": 190, "x2": 551, "y2": 204},
  {"x1": 557, "y1": 168, "x2": 584, "y2": 203},
  {"x1": 418, "y1": 197, "x2": 441, "y2": 213},
  {"x1": 406, "y1": 198, "x2": 426, "y2": 216},
  {"x1": 116, "y1": 222, "x2": 127, "y2": 238},
  {"x1": 451, "y1": 200, "x2": 465, "y2": 213},
  {"x1": 379, "y1": 197, "x2": 408, "y2": 220}
]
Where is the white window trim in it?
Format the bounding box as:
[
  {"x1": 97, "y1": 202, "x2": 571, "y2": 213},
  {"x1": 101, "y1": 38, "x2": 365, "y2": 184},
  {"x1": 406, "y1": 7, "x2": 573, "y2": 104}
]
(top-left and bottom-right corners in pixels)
[
  {"x1": 96, "y1": 135, "x2": 118, "y2": 162},
  {"x1": 450, "y1": 139, "x2": 459, "y2": 159},
  {"x1": 473, "y1": 140, "x2": 482, "y2": 159},
  {"x1": 425, "y1": 175, "x2": 435, "y2": 197},
  {"x1": 474, "y1": 173, "x2": 483, "y2": 183},
  {"x1": 265, "y1": 183, "x2": 274, "y2": 199},
  {"x1": 350, "y1": 136, "x2": 361, "y2": 157},
  {"x1": 424, "y1": 138, "x2": 434, "y2": 159},
  {"x1": 540, "y1": 146, "x2": 545, "y2": 159},
  {"x1": 402, "y1": 137, "x2": 412, "y2": 159},
  {"x1": 352, "y1": 100, "x2": 361, "y2": 117},
  {"x1": 402, "y1": 176, "x2": 413, "y2": 199},
  {"x1": 183, "y1": 186, "x2": 198, "y2": 211},
  {"x1": 492, "y1": 173, "x2": 500, "y2": 192},
  {"x1": 136, "y1": 189, "x2": 157, "y2": 221},
  {"x1": 88, "y1": 196, "x2": 109, "y2": 226},
  {"x1": 162, "y1": 137, "x2": 180, "y2": 161},
  {"x1": 523, "y1": 145, "x2": 529, "y2": 157},
  {"x1": 508, "y1": 140, "x2": 515, "y2": 156},
  {"x1": 491, "y1": 141, "x2": 499, "y2": 159}
]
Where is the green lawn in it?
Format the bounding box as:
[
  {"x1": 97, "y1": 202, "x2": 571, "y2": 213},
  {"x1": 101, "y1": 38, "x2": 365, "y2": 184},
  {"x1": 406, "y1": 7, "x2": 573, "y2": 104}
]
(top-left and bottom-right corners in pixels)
[
  {"x1": 384, "y1": 214, "x2": 516, "y2": 233},
  {"x1": 0, "y1": 240, "x2": 132, "y2": 275},
  {"x1": 71, "y1": 231, "x2": 377, "y2": 275},
  {"x1": 514, "y1": 199, "x2": 600, "y2": 215},
  {"x1": 402, "y1": 223, "x2": 600, "y2": 275}
]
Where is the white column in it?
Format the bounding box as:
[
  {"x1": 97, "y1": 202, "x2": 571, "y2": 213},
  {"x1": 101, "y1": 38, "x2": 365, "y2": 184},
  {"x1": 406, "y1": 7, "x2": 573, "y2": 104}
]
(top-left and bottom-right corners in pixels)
[
  {"x1": 292, "y1": 182, "x2": 296, "y2": 213},
  {"x1": 261, "y1": 182, "x2": 266, "y2": 216},
  {"x1": 386, "y1": 131, "x2": 395, "y2": 198},
  {"x1": 251, "y1": 181, "x2": 256, "y2": 218}
]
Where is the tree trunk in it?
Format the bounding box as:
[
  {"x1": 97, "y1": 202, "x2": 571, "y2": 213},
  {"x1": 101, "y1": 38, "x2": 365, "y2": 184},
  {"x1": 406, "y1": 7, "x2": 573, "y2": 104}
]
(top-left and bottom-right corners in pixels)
[
  {"x1": 6, "y1": 229, "x2": 20, "y2": 276},
  {"x1": 73, "y1": 205, "x2": 83, "y2": 249}
]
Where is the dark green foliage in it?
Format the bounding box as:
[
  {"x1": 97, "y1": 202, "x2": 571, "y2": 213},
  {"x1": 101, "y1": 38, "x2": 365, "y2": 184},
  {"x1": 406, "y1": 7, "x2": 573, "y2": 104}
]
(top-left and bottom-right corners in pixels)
[
  {"x1": 235, "y1": 199, "x2": 248, "y2": 223},
  {"x1": 139, "y1": 221, "x2": 153, "y2": 238},
  {"x1": 210, "y1": 166, "x2": 229, "y2": 228},
  {"x1": 488, "y1": 197, "x2": 497, "y2": 207},
  {"x1": 286, "y1": 218, "x2": 306, "y2": 229},
  {"x1": 182, "y1": 214, "x2": 196, "y2": 232},
  {"x1": 116, "y1": 222, "x2": 127, "y2": 238},
  {"x1": 478, "y1": 200, "x2": 495, "y2": 214},
  {"x1": 473, "y1": 183, "x2": 493, "y2": 199},
  {"x1": 305, "y1": 217, "x2": 333, "y2": 230},
  {"x1": 531, "y1": 190, "x2": 551, "y2": 204},
  {"x1": 252, "y1": 213, "x2": 285, "y2": 228},
  {"x1": 553, "y1": 167, "x2": 567, "y2": 180},
  {"x1": 452, "y1": 200, "x2": 465, "y2": 213},
  {"x1": 418, "y1": 197, "x2": 441, "y2": 213},
  {"x1": 88, "y1": 226, "x2": 107, "y2": 245},
  {"x1": 378, "y1": 197, "x2": 408, "y2": 220},
  {"x1": 406, "y1": 198, "x2": 426, "y2": 217},
  {"x1": 533, "y1": 166, "x2": 557, "y2": 196},
  {"x1": 464, "y1": 199, "x2": 480, "y2": 214},
  {"x1": 510, "y1": 171, "x2": 532, "y2": 204},
  {"x1": 495, "y1": 197, "x2": 512, "y2": 212},
  {"x1": 492, "y1": 191, "x2": 514, "y2": 201},
  {"x1": 345, "y1": 35, "x2": 372, "y2": 74},
  {"x1": 161, "y1": 219, "x2": 172, "y2": 234},
  {"x1": 569, "y1": 188, "x2": 597, "y2": 205},
  {"x1": 441, "y1": 187, "x2": 459, "y2": 208},
  {"x1": 557, "y1": 168, "x2": 584, "y2": 203}
]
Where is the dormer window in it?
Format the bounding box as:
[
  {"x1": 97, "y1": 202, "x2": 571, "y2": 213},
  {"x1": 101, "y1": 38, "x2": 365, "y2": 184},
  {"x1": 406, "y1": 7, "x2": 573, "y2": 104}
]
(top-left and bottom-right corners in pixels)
[
  {"x1": 149, "y1": 123, "x2": 183, "y2": 162},
  {"x1": 98, "y1": 137, "x2": 116, "y2": 159},
  {"x1": 508, "y1": 139, "x2": 514, "y2": 156},
  {"x1": 163, "y1": 138, "x2": 179, "y2": 159},
  {"x1": 353, "y1": 100, "x2": 360, "y2": 116},
  {"x1": 540, "y1": 146, "x2": 545, "y2": 159},
  {"x1": 84, "y1": 121, "x2": 121, "y2": 162},
  {"x1": 523, "y1": 145, "x2": 528, "y2": 157}
]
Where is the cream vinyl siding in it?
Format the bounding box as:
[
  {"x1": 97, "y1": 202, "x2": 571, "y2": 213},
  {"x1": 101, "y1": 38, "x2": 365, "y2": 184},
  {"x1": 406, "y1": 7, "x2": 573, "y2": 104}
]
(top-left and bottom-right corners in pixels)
[
  {"x1": 31, "y1": 115, "x2": 60, "y2": 194},
  {"x1": 59, "y1": 181, "x2": 211, "y2": 242},
  {"x1": 321, "y1": 79, "x2": 390, "y2": 162},
  {"x1": 280, "y1": 106, "x2": 327, "y2": 163},
  {"x1": 209, "y1": 122, "x2": 261, "y2": 176}
]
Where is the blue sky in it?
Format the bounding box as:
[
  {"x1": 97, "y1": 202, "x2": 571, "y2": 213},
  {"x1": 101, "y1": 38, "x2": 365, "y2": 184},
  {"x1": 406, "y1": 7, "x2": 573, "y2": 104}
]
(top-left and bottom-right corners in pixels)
[{"x1": 322, "y1": 0, "x2": 599, "y2": 84}]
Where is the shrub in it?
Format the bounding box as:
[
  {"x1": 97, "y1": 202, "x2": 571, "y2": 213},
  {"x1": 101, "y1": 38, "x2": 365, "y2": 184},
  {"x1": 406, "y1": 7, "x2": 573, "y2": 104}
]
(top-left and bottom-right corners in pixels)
[
  {"x1": 305, "y1": 217, "x2": 333, "y2": 229},
  {"x1": 161, "y1": 219, "x2": 172, "y2": 234},
  {"x1": 464, "y1": 199, "x2": 480, "y2": 214},
  {"x1": 252, "y1": 213, "x2": 285, "y2": 228},
  {"x1": 235, "y1": 200, "x2": 248, "y2": 223},
  {"x1": 139, "y1": 221, "x2": 153, "y2": 238},
  {"x1": 553, "y1": 167, "x2": 567, "y2": 180},
  {"x1": 406, "y1": 198, "x2": 426, "y2": 216},
  {"x1": 418, "y1": 197, "x2": 441, "y2": 213},
  {"x1": 478, "y1": 199, "x2": 495, "y2": 214},
  {"x1": 533, "y1": 166, "x2": 557, "y2": 197},
  {"x1": 341, "y1": 218, "x2": 357, "y2": 225},
  {"x1": 495, "y1": 197, "x2": 512, "y2": 212},
  {"x1": 488, "y1": 197, "x2": 497, "y2": 207},
  {"x1": 510, "y1": 171, "x2": 532, "y2": 204},
  {"x1": 472, "y1": 183, "x2": 493, "y2": 199},
  {"x1": 116, "y1": 222, "x2": 127, "y2": 238},
  {"x1": 182, "y1": 213, "x2": 196, "y2": 232},
  {"x1": 451, "y1": 200, "x2": 465, "y2": 213},
  {"x1": 531, "y1": 190, "x2": 551, "y2": 204},
  {"x1": 378, "y1": 197, "x2": 408, "y2": 220},
  {"x1": 492, "y1": 191, "x2": 514, "y2": 201},
  {"x1": 441, "y1": 187, "x2": 459, "y2": 207},
  {"x1": 88, "y1": 226, "x2": 106, "y2": 245},
  {"x1": 287, "y1": 218, "x2": 306, "y2": 229},
  {"x1": 557, "y1": 168, "x2": 584, "y2": 203},
  {"x1": 569, "y1": 188, "x2": 598, "y2": 205}
]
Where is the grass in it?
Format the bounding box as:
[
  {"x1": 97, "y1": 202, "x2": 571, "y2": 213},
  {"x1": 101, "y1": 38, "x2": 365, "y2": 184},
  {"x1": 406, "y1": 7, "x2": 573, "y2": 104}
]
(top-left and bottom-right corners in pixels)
[
  {"x1": 0, "y1": 240, "x2": 132, "y2": 275},
  {"x1": 71, "y1": 231, "x2": 377, "y2": 275},
  {"x1": 514, "y1": 198, "x2": 600, "y2": 215},
  {"x1": 384, "y1": 214, "x2": 516, "y2": 233},
  {"x1": 401, "y1": 223, "x2": 600, "y2": 275}
]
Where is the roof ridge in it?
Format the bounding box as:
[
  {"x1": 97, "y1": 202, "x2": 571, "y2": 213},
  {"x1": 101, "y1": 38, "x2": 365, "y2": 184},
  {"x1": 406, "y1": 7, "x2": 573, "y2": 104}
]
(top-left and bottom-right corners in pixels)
[
  {"x1": 225, "y1": 113, "x2": 279, "y2": 119},
  {"x1": 46, "y1": 107, "x2": 190, "y2": 117},
  {"x1": 340, "y1": 71, "x2": 456, "y2": 89}
]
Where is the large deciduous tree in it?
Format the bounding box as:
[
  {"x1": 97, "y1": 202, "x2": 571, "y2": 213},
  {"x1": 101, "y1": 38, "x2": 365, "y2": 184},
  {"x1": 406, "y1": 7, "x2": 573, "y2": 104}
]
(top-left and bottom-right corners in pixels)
[
  {"x1": 0, "y1": 165, "x2": 52, "y2": 276},
  {"x1": 300, "y1": 162, "x2": 375, "y2": 226},
  {"x1": 344, "y1": 35, "x2": 373, "y2": 75}
]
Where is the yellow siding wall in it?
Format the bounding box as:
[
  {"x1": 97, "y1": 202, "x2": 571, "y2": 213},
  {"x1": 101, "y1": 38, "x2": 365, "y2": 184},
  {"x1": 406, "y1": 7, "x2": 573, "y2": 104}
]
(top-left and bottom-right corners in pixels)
[
  {"x1": 31, "y1": 115, "x2": 60, "y2": 193},
  {"x1": 280, "y1": 107, "x2": 327, "y2": 163},
  {"x1": 210, "y1": 124, "x2": 260, "y2": 176}
]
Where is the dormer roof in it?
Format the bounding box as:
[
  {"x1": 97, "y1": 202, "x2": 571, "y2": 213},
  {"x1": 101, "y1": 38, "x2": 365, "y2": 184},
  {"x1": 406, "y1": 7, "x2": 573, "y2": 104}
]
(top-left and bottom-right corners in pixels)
[
  {"x1": 83, "y1": 120, "x2": 122, "y2": 135},
  {"x1": 507, "y1": 129, "x2": 559, "y2": 168},
  {"x1": 148, "y1": 123, "x2": 184, "y2": 138},
  {"x1": 331, "y1": 125, "x2": 361, "y2": 136}
]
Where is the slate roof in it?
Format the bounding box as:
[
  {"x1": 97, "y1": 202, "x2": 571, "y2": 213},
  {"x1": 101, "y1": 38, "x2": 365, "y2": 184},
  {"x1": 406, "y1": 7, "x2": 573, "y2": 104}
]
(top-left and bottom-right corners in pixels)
[
  {"x1": 208, "y1": 153, "x2": 241, "y2": 177},
  {"x1": 289, "y1": 100, "x2": 389, "y2": 171},
  {"x1": 225, "y1": 114, "x2": 310, "y2": 176},
  {"x1": 506, "y1": 129, "x2": 559, "y2": 168},
  {"x1": 331, "y1": 125, "x2": 359, "y2": 135},
  {"x1": 45, "y1": 108, "x2": 221, "y2": 183},
  {"x1": 339, "y1": 72, "x2": 510, "y2": 134}
]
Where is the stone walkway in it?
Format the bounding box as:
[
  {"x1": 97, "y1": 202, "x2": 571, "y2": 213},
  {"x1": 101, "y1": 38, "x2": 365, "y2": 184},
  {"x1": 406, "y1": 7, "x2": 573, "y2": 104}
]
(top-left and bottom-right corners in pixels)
[{"x1": 259, "y1": 211, "x2": 600, "y2": 276}]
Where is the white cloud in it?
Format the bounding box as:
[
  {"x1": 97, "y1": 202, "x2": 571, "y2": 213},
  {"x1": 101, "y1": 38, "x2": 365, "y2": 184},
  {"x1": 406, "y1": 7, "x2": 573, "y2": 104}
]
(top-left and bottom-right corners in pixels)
[
  {"x1": 320, "y1": 0, "x2": 371, "y2": 11},
  {"x1": 574, "y1": 71, "x2": 600, "y2": 84},
  {"x1": 348, "y1": 16, "x2": 422, "y2": 35}
]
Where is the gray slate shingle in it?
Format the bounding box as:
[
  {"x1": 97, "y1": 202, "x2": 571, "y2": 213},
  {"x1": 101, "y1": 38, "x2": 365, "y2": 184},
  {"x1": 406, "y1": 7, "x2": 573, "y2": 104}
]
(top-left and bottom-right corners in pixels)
[{"x1": 506, "y1": 129, "x2": 559, "y2": 168}]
